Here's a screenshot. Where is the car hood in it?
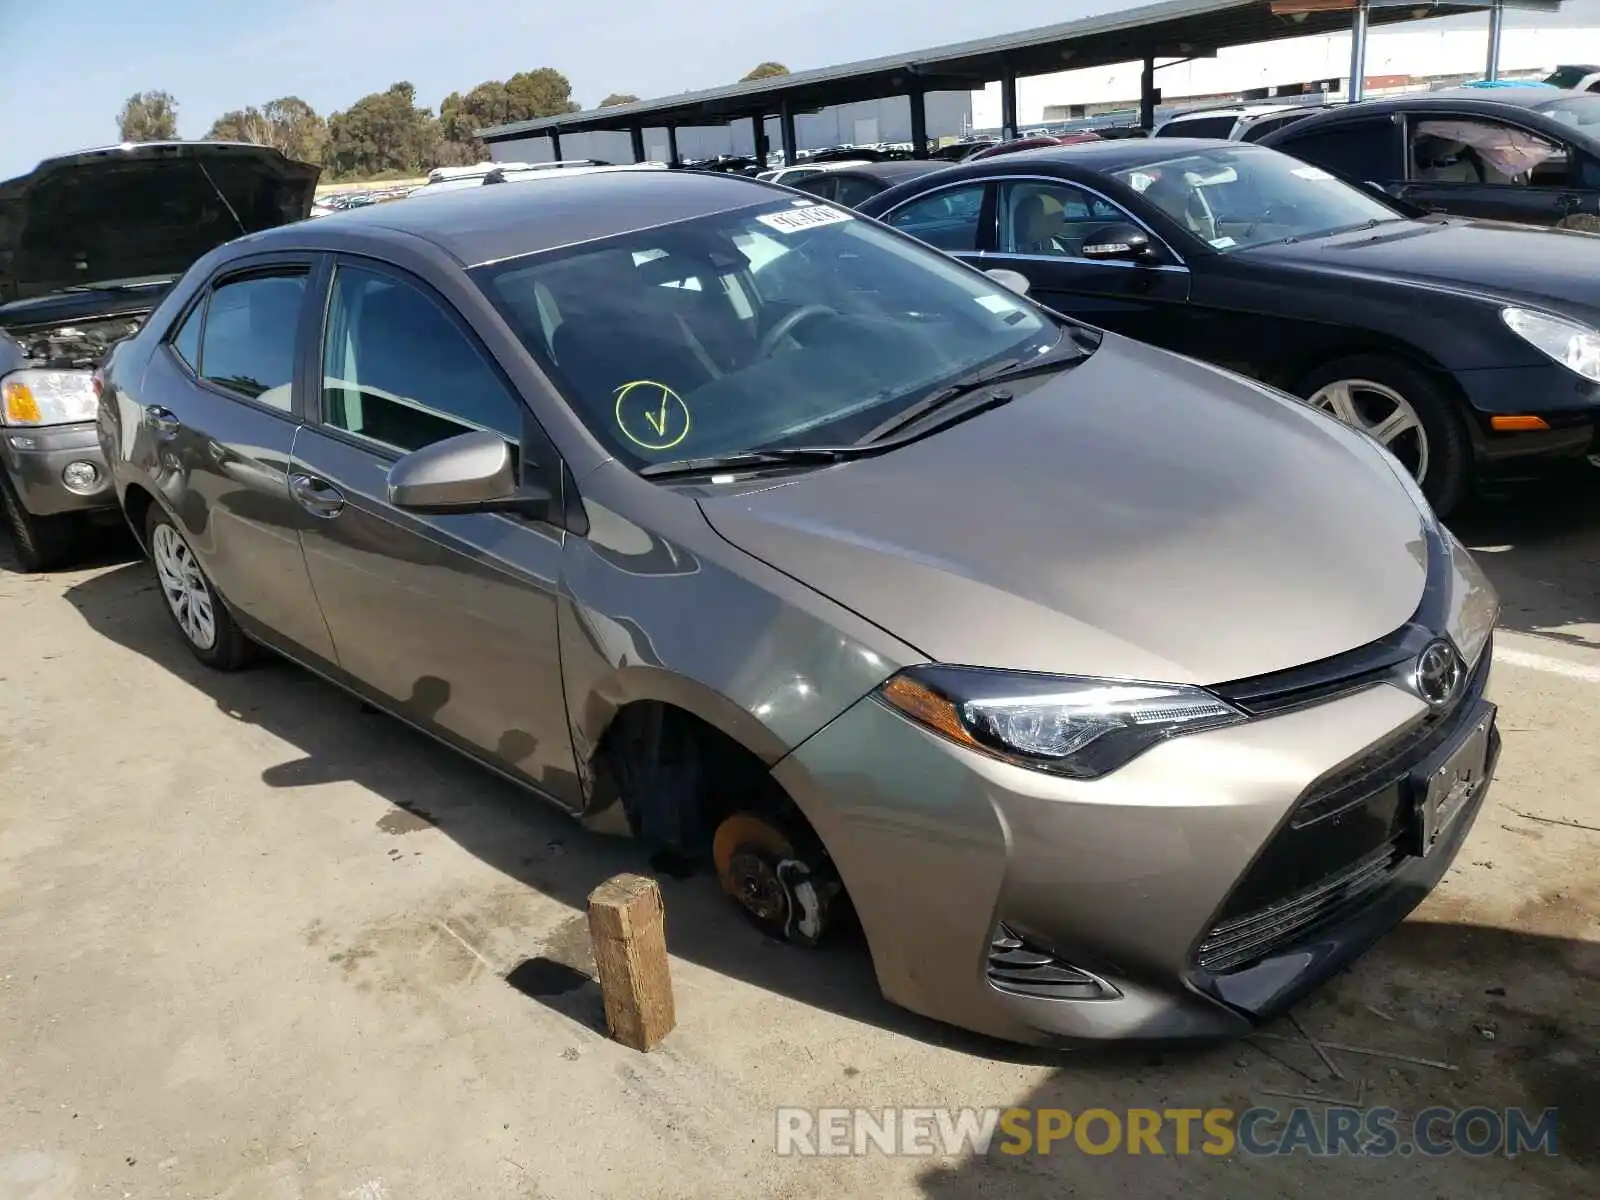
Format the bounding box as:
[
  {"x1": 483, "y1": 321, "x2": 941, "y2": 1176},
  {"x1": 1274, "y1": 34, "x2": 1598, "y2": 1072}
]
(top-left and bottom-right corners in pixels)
[
  {"x1": 699, "y1": 335, "x2": 1429, "y2": 686},
  {"x1": 1242, "y1": 217, "x2": 1600, "y2": 319},
  {"x1": 0, "y1": 142, "x2": 320, "y2": 303}
]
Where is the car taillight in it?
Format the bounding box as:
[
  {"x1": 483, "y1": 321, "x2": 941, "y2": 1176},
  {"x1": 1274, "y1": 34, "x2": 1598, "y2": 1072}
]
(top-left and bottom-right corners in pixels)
[{"x1": 90, "y1": 371, "x2": 104, "y2": 399}]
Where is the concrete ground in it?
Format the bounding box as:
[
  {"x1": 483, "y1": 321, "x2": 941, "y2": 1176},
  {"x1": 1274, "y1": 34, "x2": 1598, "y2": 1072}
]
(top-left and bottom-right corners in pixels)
[{"x1": 1, "y1": 474, "x2": 1597, "y2": 1199}]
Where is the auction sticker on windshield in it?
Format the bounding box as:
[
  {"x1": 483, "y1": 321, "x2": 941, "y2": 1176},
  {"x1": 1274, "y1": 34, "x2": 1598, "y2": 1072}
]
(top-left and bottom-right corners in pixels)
[{"x1": 757, "y1": 205, "x2": 855, "y2": 235}]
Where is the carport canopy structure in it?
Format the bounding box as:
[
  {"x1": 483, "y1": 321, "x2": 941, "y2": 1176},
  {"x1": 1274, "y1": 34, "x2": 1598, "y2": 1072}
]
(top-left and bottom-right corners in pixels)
[{"x1": 479, "y1": 0, "x2": 1561, "y2": 166}]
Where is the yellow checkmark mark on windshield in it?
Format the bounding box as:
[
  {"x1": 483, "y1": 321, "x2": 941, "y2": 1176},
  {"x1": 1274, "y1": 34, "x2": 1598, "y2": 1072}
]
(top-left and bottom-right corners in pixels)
[{"x1": 643, "y1": 393, "x2": 669, "y2": 436}]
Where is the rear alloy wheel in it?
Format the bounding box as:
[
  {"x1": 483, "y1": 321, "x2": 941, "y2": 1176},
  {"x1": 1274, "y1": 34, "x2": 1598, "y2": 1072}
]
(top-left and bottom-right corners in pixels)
[
  {"x1": 0, "y1": 476, "x2": 77, "y2": 573},
  {"x1": 144, "y1": 506, "x2": 251, "y2": 670},
  {"x1": 1298, "y1": 354, "x2": 1470, "y2": 516}
]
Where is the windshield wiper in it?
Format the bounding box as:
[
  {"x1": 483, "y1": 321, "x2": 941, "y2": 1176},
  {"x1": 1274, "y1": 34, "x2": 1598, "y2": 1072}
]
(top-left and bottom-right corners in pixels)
[
  {"x1": 856, "y1": 334, "x2": 1088, "y2": 445},
  {"x1": 637, "y1": 444, "x2": 887, "y2": 480}
]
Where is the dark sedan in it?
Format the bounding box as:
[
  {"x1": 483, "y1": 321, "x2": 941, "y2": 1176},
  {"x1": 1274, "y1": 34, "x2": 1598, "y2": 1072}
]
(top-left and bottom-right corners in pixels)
[
  {"x1": 1261, "y1": 87, "x2": 1600, "y2": 229},
  {"x1": 858, "y1": 137, "x2": 1600, "y2": 513},
  {"x1": 788, "y1": 160, "x2": 948, "y2": 206}
]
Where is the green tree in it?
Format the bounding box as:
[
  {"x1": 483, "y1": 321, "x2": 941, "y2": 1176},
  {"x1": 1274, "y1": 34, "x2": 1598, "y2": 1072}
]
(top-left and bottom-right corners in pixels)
[
  {"x1": 118, "y1": 91, "x2": 179, "y2": 141},
  {"x1": 740, "y1": 62, "x2": 789, "y2": 82},
  {"x1": 599, "y1": 92, "x2": 640, "y2": 107},
  {"x1": 325, "y1": 82, "x2": 435, "y2": 179},
  {"x1": 205, "y1": 97, "x2": 326, "y2": 163},
  {"x1": 439, "y1": 69, "x2": 581, "y2": 162}
]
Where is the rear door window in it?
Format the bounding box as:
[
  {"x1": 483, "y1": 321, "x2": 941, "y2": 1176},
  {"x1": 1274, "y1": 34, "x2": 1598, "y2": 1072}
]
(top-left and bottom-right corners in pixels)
[
  {"x1": 1275, "y1": 119, "x2": 1403, "y2": 182},
  {"x1": 884, "y1": 183, "x2": 988, "y2": 252},
  {"x1": 832, "y1": 176, "x2": 881, "y2": 208},
  {"x1": 198, "y1": 273, "x2": 307, "y2": 410}
]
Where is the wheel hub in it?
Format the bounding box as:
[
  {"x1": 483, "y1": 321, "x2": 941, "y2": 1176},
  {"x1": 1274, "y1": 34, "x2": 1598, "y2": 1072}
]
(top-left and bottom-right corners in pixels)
[{"x1": 1307, "y1": 377, "x2": 1430, "y2": 483}]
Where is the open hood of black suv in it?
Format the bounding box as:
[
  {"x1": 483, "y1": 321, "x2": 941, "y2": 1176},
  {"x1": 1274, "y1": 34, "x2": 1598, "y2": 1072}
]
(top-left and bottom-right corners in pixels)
[{"x1": 0, "y1": 142, "x2": 320, "y2": 303}]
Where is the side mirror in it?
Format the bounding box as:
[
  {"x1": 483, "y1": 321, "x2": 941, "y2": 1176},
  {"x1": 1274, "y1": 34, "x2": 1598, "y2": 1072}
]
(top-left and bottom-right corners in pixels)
[
  {"x1": 1080, "y1": 224, "x2": 1154, "y2": 263},
  {"x1": 984, "y1": 268, "x2": 1032, "y2": 297},
  {"x1": 387, "y1": 428, "x2": 550, "y2": 516}
]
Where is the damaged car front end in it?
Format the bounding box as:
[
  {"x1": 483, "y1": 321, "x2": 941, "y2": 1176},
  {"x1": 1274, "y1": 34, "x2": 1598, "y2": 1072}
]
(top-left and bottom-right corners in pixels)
[{"x1": 0, "y1": 141, "x2": 317, "y2": 569}]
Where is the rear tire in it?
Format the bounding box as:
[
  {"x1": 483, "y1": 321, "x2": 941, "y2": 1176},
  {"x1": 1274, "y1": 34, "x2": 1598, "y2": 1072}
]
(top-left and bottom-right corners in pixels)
[
  {"x1": 1296, "y1": 354, "x2": 1471, "y2": 516},
  {"x1": 144, "y1": 504, "x2": 252, "y2": 670},
  {"x1": 1, "y1": 476, "x2": 76, "y2": 573}
]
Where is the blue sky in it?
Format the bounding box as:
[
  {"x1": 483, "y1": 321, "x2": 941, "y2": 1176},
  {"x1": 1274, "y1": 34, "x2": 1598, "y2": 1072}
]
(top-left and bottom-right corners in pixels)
[{"x1": 0, "y1": 0, "x2": 1095, "y2": 179}]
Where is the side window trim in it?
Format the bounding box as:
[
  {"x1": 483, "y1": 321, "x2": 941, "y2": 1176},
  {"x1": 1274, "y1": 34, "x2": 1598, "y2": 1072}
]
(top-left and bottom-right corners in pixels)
[
  {"x1": 989, "y1": 174, "x2": 1188, "y2": 270},
  {"x1": 313, "y1": 253, "x2": 546, "y2": 466},
  {"x1": 164, "y1": 288, "x2": 209, "y2": 376},
  {"x1": 188, "y1": 255, "x2": 321, "y2": 417}
]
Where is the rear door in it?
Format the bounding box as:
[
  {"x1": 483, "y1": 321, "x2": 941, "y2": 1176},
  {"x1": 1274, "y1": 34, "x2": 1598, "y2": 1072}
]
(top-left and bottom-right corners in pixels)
[
  {"x1": 980, "y1": 176, "x2": 1190, "y2": 345},
  {"x1": 287, "y1": 256, "x2": 579, "y2": 806},
  {"x1": 135, "y1": 253, "x2": 335, "y2": 661},
  {"x1": 1269, "y1": 116, "x2": 1406, "y2": 192}
]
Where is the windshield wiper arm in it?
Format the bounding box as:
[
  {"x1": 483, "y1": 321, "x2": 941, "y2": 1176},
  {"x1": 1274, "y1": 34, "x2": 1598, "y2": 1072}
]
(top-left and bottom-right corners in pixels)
[
  {"x1": 637, "y1": 444, "x2": 885, "y2": 480},
  {"x1": 857, "y1": 336, "x2": 1087, "y2": 445}
]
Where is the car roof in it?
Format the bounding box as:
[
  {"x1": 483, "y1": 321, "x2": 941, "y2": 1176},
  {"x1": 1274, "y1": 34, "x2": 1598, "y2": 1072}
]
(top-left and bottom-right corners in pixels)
[
  {"x1": 1332, "y1": 86, "x2": 1574, "y2": 113},
  {"x1": 970, "y1": 138, "x2": 1270, "y2": 172},
  {"x1": 245, "y1": 168, "x2": 785, "y2": 267},
  {"x1": 825, "y1": 160, "x2": 948, "y2": 181}
]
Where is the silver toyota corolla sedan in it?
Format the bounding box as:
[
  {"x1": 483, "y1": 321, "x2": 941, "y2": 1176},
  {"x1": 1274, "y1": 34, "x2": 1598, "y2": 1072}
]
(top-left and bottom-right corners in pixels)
[{"x1": 95, "y1": 169, "x2": 1501, "y2": 1045}]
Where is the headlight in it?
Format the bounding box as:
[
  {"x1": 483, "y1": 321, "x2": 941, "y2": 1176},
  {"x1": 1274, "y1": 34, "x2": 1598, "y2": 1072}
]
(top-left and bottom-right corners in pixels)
[
  {"x1": 1501, "y1": 307, "x2": 1600, "y2": 383},
  {"x1": 1, "y1": 369, "x2": 98, "y2": 427},
  {"x1": 876, "y1": 665, "x2": 1245, "y2": 779}
]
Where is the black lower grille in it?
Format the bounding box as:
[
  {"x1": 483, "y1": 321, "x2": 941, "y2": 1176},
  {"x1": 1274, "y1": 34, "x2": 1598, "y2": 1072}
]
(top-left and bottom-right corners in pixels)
[
  {"x1": 1196, "y1": 841, "x2": 1404, "y2": 972},
  {"x1": 987, "y1": 925, "x2": 1117, "y2": 1000}
]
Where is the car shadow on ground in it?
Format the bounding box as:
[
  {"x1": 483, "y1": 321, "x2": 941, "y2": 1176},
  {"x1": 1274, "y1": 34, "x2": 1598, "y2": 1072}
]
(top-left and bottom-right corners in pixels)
[
  {"x1": 1448, "y1": 469, "x2": 1600, "y2": 647},
  {"x1": 59, "y1": 558, "x2": 1056, "y2": 1061},
  {"x1": 914, "y1": 916, "x2": 1599, "y2": 1195}
]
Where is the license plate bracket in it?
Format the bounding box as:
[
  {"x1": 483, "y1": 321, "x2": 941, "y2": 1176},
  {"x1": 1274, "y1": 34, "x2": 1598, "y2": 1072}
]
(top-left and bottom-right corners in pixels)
[{"x1": 1406, "y1": 706, "x2": 1495, "y2": 858}]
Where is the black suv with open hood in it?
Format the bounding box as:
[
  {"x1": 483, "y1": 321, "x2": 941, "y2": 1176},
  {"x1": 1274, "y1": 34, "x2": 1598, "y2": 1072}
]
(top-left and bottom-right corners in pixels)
[{"x1": 0, "y1": 141, "x2": 318, "y2": 570}]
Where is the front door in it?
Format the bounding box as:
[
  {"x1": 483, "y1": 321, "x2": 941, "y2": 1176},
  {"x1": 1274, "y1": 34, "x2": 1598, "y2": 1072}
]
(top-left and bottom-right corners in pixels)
[
  {"x1": 1398, "y1": 114, "x2": 1582, "y2": 226},
  {"x1": 138, "y1": 256, "x2": 336, "y2": 662},
  {"x1": 980, "y1": 178, "x2": 1191, "y2": 346},
  {"x1": 288, "y1": 259, "x2": 579, "y2": 807}
]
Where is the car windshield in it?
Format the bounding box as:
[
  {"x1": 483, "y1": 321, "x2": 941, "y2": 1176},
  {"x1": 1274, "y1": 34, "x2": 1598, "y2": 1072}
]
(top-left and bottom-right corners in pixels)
[
  {"x1": 1535, "y1": 93, "x2": 1600, "y2": 131},
  {"x1": 472, "y1": 198, "x2": 1059, "y2": 469},
  {"x1": 1109, "y1": 144, "x2": 1403, "y2": 252}
]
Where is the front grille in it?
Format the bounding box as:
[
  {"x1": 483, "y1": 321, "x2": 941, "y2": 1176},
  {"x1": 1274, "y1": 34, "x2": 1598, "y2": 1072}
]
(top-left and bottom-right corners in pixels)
[
  {"x1": 986, "y1": 925, "x2": 1117, "y2": 1000},
  {"x1": 1292, "y1": 637, "x2": 1492, "y2": 828},
  {"x1": 1196, "y1": 841, "x2": 1404, "y2": 973}
]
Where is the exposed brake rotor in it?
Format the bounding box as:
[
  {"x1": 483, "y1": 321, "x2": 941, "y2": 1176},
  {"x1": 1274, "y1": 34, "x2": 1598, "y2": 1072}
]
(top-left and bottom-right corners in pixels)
[{"x1": 712, "y1": 811, "x2": 839, "y2": 946}]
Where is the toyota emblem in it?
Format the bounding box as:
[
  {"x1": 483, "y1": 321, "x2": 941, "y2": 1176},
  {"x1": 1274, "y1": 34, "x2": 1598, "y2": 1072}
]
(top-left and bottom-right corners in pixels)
[{"x1": 1413, "y1": 639, "x2": 1464, "y2": 709}]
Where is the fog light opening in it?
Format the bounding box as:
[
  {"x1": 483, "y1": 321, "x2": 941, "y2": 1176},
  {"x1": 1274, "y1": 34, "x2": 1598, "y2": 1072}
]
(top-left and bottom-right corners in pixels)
[{"x1": 61, "y1": 460, "x2": 101, "y2": 493}]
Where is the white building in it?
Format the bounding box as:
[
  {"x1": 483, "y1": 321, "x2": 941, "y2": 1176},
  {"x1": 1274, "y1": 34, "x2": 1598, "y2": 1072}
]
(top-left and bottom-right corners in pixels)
[{"x1": 972, "y1": 3, "x2": 1600, "y2": 129}]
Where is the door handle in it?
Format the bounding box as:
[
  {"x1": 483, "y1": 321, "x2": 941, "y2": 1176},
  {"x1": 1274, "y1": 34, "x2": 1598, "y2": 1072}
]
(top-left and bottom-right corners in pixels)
[
  {"x1": 1557, "y1": 192, "x2": 1582, "y2": 214},
  {"x1": 144, "y1": 405, "x2": 180, "y2": 438},
  {"x1": 289, "y1": 473, "x2": 346, "y2": 519}
]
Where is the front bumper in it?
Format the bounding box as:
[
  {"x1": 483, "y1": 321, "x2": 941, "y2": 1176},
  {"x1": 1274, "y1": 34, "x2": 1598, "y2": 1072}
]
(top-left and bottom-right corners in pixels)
[
  {"x1": 1453, "y1": 362, "x2": 1600, "y2": 465},
  {"x1": 1, "y1": 420, "x2": 116, "y2": 516},
  {"x1": 776, "y1": 647, "x2": 1497, "y2": 1046}
]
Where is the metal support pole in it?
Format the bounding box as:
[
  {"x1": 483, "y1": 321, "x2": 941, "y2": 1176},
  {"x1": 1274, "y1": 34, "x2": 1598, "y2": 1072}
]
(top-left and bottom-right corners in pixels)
[
  {"x1": 666, "y1": 125, "x2": 680, "y2": 167},
  {"x1": 779, "y1": 101, "x2": 798, "y2": 167},
  {"x1": 1485, "y1": 0, "x2": 1504, "y2": 81},
  {"x1": 751, "y1": 114, "x2": 768, "y2": 167},
  {"x1": 1348, "y1": 1, "x2": 1370, "y2": 102},
  {"x1": 909, "y1": 88, "x2": 929, "y2": 158},
  {"x1": 1140, "y1": 57, "x2": 1157, "y2": 130},
  {"x1": 1000, "y1": 70, "x2": 1018, "y2": 141},
  {"x1": 549, "y1": 130, "x2": 562, "y2": 161},
  {"x1": 629, "y1": 125, "x2": 646, "y2": 164}
]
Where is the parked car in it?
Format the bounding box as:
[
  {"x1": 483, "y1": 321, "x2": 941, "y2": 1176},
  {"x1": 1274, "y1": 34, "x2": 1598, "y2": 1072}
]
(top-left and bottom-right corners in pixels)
[
  {"x1": 858, "y1": 137, "x2": 1600, "y2": 513},
  {"x1": 0, "y1": 141, "x2": 319, "y2": 570},
  {"x1": 787, "y1": 160, "x2": 949, "y2": 206},
  {"x1": 1544, "y1": 64, "x2": 1600, "y2": 91},
  {"x1": 97, "y1": 169, "x2": 1499, "y2": 1045},
  {"x1": 756, "y1": 160, "x2": 874, "y2": 187},
  {"x1": 1260, "y1": 87, "x2": 1600, "y2": 228},
  {"x1": 931, "y1": 139, "x2": 997, "y2": 161},
  {"x1": 965, "y1": 132, "x2": 1100, "y2": 161}
]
